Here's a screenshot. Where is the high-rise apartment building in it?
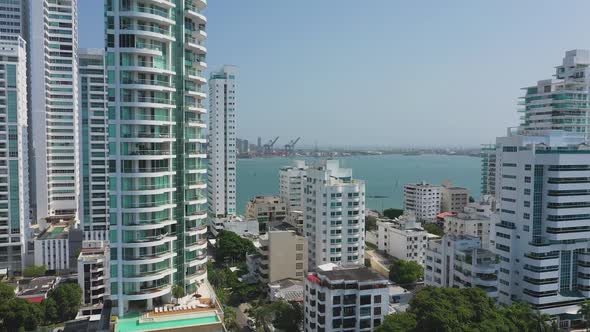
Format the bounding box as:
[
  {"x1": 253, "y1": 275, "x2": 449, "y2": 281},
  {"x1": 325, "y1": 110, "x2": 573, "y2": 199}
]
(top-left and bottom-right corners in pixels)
[
  {"x1": 106, "y1": 0, "x2": 209, "y2": 315},
  {"x1": 304, "y1": 160, "x2": 365, "y2": 269},
  {"x1": 208, "y1": 65, "x2": 236, "y2": 219},
  {"x1": 494, "y1": 130, "x2": 590, "y2": 327},
  {"x1": 79, "y1": 48, "x2": 109, "y2": 241},
  {"x1": 480, "y1": 144, "x2": 497, "y2": 196},
  {"x1": 403, "y1": 181, "x2": 441, "y2": 221},
  {"x1": 376, "y1": 215, "x2": 431, "y2": 266},
  {"x1": 520, "y1": 50, "x2": 590, "y2": 139},
  {"x1": 280, "y1": 160, "x2": 308, "y2": 213},
  {"x1": 30, "y1": 0, "x2": 81, "y2": 224},
  {"x1": 0, "y1": 37, "x2": 28, "y2": 275},
  {"x1": 0, "y1": 0, "x2": 27, "y2": 40}
]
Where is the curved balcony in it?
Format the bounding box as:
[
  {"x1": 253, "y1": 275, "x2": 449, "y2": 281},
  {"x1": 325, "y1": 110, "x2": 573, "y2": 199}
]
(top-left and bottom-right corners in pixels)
[
  {"x1": 185, "y1": 118, "x2": 206, "y2": 128},
  {"x1": 185, "y1": 6, "x2": 206, "y2": 24},
  {"x1": 119, "y1": 251, "x2": 176, "y2": 265},
  {"x1": 121, "y1": 219, "x2": 176, "y2": 231},
  {"x1": 120, "y1": 133, "x2": 175, "y2": 144},
  {"x1": 121, "y1": 201, "x2": 177, "y2": 213},
  {"x1": 185, "y1": 104, "x2": 207, "y2": 113},
  {"x1": 186, "y1": 238, "x2": 207, "y2": 251},
  {"x1": 186, "y1": 224, "x2": 208, "y2": 236},
  {"x1": 119, "y1": 114, "x2": 175, "y2": 125},
  {"x1": 186, "y1": 181, "x2": 206, "y2": 189},
  {"x1": 189, "y1": 0, "x2": 207, "y2": 10},
  {"x1": 119, "y1": 7, "x2": 175, "y2": 26},
  {"x1": 121, "y1": 167, "x2": 175, "y2": 177},
  {"x1": 120, "y1": 96, "x2": 176, "y2": 109},
  {"x1": 185, "y1": 210, "x2": 207, "y2": 221},
  {"x1": 185, "y1": 67, "x2": 207, "y2": 83},
  {"x1": 121, "y1": 267, "x2": 176, "y2": 283},
  {"x1": 123, "y1": 284, "x2": 172, "y2": 301},
  {"x1": 185, "y1": 196, "x2": 207, "y2": 205},
  {"x1": 120, "y1": 78, "x2": 175, "y2": 92},
  {"x1": 120, "y1": 235, "x2": 177, "y2": 248},
  {"x1": 121, "y1": 150, "x2": 176, "y2": 161},
  {"x1": 187, "y1": 253, "x2": 208, "y2": 267},
  {"x1": 186, "y1": 268, "x2": 207, "y2": 284},
  {"x1": 149, "y1": 0, "x2": 176, "y2": 8},
  {"x1": 186, "y1": 167, "x2": 207, "y2": 174},
  {"x1": 185, "y1": 36, "x2": 207, "y2": 54}
]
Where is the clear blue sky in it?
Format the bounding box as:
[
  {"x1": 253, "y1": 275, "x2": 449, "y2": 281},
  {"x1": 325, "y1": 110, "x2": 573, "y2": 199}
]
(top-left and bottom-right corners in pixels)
[{"x1": 79, "y1": 0, "x2": 590, "y2": 148}]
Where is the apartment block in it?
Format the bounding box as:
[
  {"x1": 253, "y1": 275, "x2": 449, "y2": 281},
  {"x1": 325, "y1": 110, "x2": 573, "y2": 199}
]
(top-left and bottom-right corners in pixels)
[
  {"x1": 403, "y1": 181, "x2": 441, "y2": 221},
  {"x1": 376, "y1": 215, "x2": 433, "y2": 266},
  {"x1": 280, "y1": 160, "x2": 308, "y2": 213},
  {"x1": 443, "y1": 195, "x2": 495, "y2": 249},
  {"x1": 440, "y1": 181, "x2": 469, "y2": 213},
  {"x1": 246, "y1": 195, "x2": 287, "y2": 234},
  {"x1": 77, "y1": 240, "x2": 110, "y2": 318},
  {"x1": 481, "y1": 144, "x2": 497, "y2": 196}
]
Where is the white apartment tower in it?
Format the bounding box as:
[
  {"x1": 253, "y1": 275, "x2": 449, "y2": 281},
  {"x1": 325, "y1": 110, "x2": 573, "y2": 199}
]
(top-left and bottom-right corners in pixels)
[
  {"x1": 403, "y1": 181, "x2": 442, "y2": 221},
  {"x1": 0, "y1": 0, "x2": 27, "y2": 40},
  {"x1": 107, "y1": 0, "x2": 209, "y2": 315},
  {"x1": 0, "y1": 37, "x2": 28, "y2": 275},
  {"x1": 208, "y1": 65, "x2": 237, "y2": 219},
  {"x1": 304, "y1": 160, "x2": 365, "y2": 269},
  {"x1": 376, "y1": 215, "x2": 431, "y2": 266},
  {"x1": 494, "y1": 130, "x2": 590, "y2": 326},
  {"x1": 79, "y1": 49, "x2": 109, "y2": 241},
  {"x1": 481, "y1": 144, "x2": 497, "y2": 196},
  {"x1": 280, "y1": 160, "x2": 308, "y2": 213},
  {"x1": 30, "y1": 0, "x2": 81, "y2": 224}
]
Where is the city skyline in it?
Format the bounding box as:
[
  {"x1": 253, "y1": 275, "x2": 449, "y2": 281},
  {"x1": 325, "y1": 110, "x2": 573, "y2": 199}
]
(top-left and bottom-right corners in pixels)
[{"x1": 80, "y1": 0, "x2": 590, "y2": 146}]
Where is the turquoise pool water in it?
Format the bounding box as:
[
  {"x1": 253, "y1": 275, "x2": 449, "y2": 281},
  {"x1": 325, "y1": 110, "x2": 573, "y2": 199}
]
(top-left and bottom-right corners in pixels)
[{"x1": 116, "y1": 312, "x2": 220, "y2": 332}]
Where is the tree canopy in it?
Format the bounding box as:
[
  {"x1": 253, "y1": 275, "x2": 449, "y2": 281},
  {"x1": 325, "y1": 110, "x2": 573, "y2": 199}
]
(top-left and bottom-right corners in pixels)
[
  {"x1": 248, "y1": 300, "x2": 303, "y2": 332},
  {"x1": 383, "y1": 208, "x2": 404, "y2": 219},
  {"x1": 389, "y1": 260, "x2": 423, "y2": 286},
  {"x1": 423, "y1": 223, "x2": 444, "y2": 236},
  {"x1": 215, "y1": 230, "x2": 256, "y2": 264},
  {"x1": 377, "y1": 287, "x2": 556, "y2": 332},
  {"x1": 22, "y1": 265, "x2": 47, "y2": 278}
]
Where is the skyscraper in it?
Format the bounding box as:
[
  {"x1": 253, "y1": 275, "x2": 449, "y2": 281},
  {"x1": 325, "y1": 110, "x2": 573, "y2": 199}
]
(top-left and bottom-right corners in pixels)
[
  {"x1": 79, "y1": 48, "x2": 109, "y2": 241},
  {"x1": 207, "y1": 65, "x2": 237, "y2": 220},
  {"x1": 0, "y1": 36, "x2": 28, "y2": 275},
  {"x1": 480, "y1": 143, "x2": 496, "y2": 196},
  {"x1": 30, "y1": 0, "x2": 80, "y2": 225},
  {"x1": 304, "y1": 160, "x2": 365, "y2": 269},
  {"x1": 106, "y1": 0, "x2": 209, "y2": 315}
]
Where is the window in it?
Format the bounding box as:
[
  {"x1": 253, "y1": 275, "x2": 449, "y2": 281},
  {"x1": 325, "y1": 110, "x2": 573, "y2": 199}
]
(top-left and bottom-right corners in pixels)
[{"x1": 374, "y1": 295, "x2": 381, "y2": 303}]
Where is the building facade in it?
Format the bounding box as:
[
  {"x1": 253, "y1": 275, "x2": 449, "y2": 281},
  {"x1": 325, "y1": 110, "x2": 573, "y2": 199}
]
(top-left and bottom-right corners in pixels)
[
  {"x1": 207, "y1": 65, "x2": 236, "y2": 219},
  {"x1": 481, "y1": 144, "x2": 497, "y2": 196},
  {"x1": 246, "y1": 196, "x2": 287, "y2": 234},
  {"x1": 79, "y1": 48, "x2": 109, "y2": 241},
  {"x1": 30, "y1": 0, "x2": 81, "y2": 224},
  {"x1": 376, "y1": 215, "x2": 431, "y2": 266},
  {"x1": 77, "y1": 240, "x2": 110, "y2": 318},
  {"x1": 280, "y1": 160, "x2": 308, "y2": 213},
  {"x1": 494, "y1": 130, "x2": 590, "y2": 325},
  {"x1": 0, "y1": 37, "x2": 28, "y2": 275},
  {"x1": 440, "y1": 182, "x2": 469, "y2": 213},
  {"x1": 425, "y1": 235, "x2": 499, "y2": 299},
  {"x1": 403, "y1": 182, "x2": 441, "y2": 221},
  {"x1": 106, "y1": 0, "x2": 209, "y2": 315},
  {"x1": 0, "y1": 0, "x2": 27, "y2": 40},
  {"x1": 304, "y1": 263, "x2": 389, "y2": 332},
  {"x1": 304, "y1": 160, "x2": 365, "y2": 269},
  {"x1": 443, "y1": 195, "x2": 495, "y2": 249},
  {"x1": 33, "y1": 218, "x2": 83, "y2": 272}
]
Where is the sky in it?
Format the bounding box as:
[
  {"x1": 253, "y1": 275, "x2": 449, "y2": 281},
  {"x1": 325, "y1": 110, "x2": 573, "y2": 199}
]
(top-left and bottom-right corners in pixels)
[{"x1": 79, "y1": 0, "x2": 590, "y2": 148}]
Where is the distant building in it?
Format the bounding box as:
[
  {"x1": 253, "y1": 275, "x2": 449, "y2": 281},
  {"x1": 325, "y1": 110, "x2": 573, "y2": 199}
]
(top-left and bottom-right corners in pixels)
[
  {"x1": 236, "y1": 138, "x2": 249, "y2": 155},
  {"x1": 279, "y1": 160, "x2": 308, "y2": 213},
  {"x1": 210, "y1": 215, "x2": 258, "y2": 237},
  {"x1": 17, "y1": 276, "x2": 60, "y2": 303},
  {"x1": 376, "y1": 214, "x2": 435, "y2": 266},
  {"x1": 246, "y1": 196, "x2": 287, "y2": 234},
  {"x1": 480, "y1": 144, "x2": 497, "y2": 196},
  {"x1": 388, "y1": 285, "x2": 413, "y2": 314},
  {"x1": 77, "y1": 240, "x2": 110, "y2": 318},
  {"x1": 304, "y1": 263, "x2": 389, "y2": 331},
  {"x1": 33, "y1": 217, "x2": 83, "y2": 272},
  {"x1": 443, "y1": 195, "x2": 496, "y2": 249},
  {"x1": 425, "y1": 235, "x2": 499, "y2": 300},
  {"x1": 269, "y1": 278, "x2": 304, "y2": 303},
  {"x1": 403, "y1": 182, "x2": 442, "y2": 222},
  {"x1": 304, "y1": 160, "x2": 366, "y2": 269},
  {"x1": 247, "y1": 223, "x2": 307, "y2": 283},
  {"x1": 440, "y1": 181, "x2": 469, "y2": 213},
  {"x1": 286, "y1": 210, "x2": 304, "y2": 234}
]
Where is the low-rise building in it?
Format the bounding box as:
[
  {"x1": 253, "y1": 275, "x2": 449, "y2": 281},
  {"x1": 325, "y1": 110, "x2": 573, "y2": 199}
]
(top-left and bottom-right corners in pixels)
[
  {"x1": 33, "y1": 218, "x2": 83, "y2": 273},
  {"x1": 209, "y1": 215, "x2": 258, "y2": 237},
  {"x1": 304, "y1": 263, "x2": 389, "y2": 331},
  {"x1": 440, "y1": 181, "x2": 469, "y2": 213},
  {"x1": 286, "y1": 210, "x2": 304, "y2": 234},
  {"x1": 388, "y1": 285, "x2": 413, "y2": 314},
  {"x1": 376, "y1": 214, "x2": 435, "y2": 266},
  {"x1": 17, "y1": 276, "x2": 60, "y2": 303},
  {"x1": 246, "y1": 196, "x2": 287, "y2": 234},
  {"x1": 425, "y1": 235, "x2": 499, "y2": 299},
  {"x1": 404, "y1": 182, "x2": 442, "y2": 222},
  {"x1": 269, "y1": 278, "x2": 304, "y2": 303},
  {"x1": 247, "y1": 223, "x2": 307, "y2": 283},
  {"x1": 77, "y1": 240, "x2": 110, "y2": 318},
  {"x1": 443, "y1": 195, "x2": 496, "y2": 249}
]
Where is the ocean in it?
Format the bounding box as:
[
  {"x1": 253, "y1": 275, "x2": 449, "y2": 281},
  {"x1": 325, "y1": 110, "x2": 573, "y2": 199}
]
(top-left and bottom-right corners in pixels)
[{"x1": 236, "y1": 154, "x2": 481, "y2": 214}]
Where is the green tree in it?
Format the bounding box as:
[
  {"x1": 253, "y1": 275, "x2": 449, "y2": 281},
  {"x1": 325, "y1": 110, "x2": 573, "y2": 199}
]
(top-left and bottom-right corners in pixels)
[
  {"x1": 271, "y1": 301, "x2": 304, "y2": 332},
  {"x1": 0, "y1": 282, "x2": 15, "y2": 299},
  {"x1": 216, "y1": 230, "x2": 256, "y2": 264},
  {"x1": 423, "y1": 223, "x2": 444, "y2": 236},
  {"x1": 172, "y1": 284, "x2": 185, "y2": 305},
  {"x1": 41, "y1": 297, "x2": 59, "y2": 325},
  {"x1": 579, "y1": 300, "x2": 590, "y2": 332},
  {"x1": 0, "y1": 298, "x2": 42, "y2": 332},
  {"x1": 366, "y1": 216, "x2": 377, "y2": 231},
  {"x1": 389, "y1": 260, "x2": 423, "y2": 286},
  {"x1": 223, "y1": 306, "x2": 240, "y2": 332},
  {"x1": 375, "y1": 313, "x2": 417, "y2": 332},
  {"x1": 47, "y1": 282, "x2": 82, "y2": 322},
  {"x1": 383, "y1": 208, "x2": 404, "y2": 219},
  {"x1": 22, "y1": 265, "x2": 47, "y2": 278}
]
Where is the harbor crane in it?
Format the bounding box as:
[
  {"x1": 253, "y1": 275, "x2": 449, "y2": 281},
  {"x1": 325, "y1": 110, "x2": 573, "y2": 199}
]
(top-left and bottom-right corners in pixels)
[
  {"x1": 284, "y1": 137, "x2": 301, "y2": 156},
  {"x1": 263, "y1": 136, "x2": 279, "y2": 155}
]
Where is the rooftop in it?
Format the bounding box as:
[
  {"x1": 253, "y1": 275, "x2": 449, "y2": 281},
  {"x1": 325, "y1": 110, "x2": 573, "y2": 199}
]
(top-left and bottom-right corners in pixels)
[
  {"x1": 116, "y1": 311, "x2": 221, "y2": 332},
  {"x1": 315, "y1": 263, "x2": 387, "y2": 283},
  {"x1": 17, "y1": 276, "x2": 59, "y2": 298}
]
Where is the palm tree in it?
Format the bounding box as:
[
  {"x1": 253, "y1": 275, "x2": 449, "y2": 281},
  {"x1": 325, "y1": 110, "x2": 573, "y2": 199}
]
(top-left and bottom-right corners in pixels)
[
  {"x1": 578, "y1": 300, "x2": 590, "y2": 332},
  {"x1": 223, "y1": 306, "x2": 239, "y2": 332},
  {"x1": 530, "y1": 310, "x2": 552, "y2": 332},
  {"x1": 172, "y1": 284, "x2": 185, "y2": 305}
]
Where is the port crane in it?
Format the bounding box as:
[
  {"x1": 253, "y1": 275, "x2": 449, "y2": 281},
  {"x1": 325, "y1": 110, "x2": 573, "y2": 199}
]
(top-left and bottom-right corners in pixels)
[
  {"x1": 263, "y1": 136, "x2": 279, "y2": 155},
  {"x1": 284, "y1": 137, "x2": 301, "y2": 156}
]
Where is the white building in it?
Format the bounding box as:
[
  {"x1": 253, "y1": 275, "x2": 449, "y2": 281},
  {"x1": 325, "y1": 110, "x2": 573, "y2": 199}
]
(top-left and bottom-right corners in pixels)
[
  {"x1": 77, "y1": 240, "x2": 110, "y2": 318},
  {"x1": 425, "y1": 235, "x2": 499, "y2": 300},
  {"x1": 0, "y1": 0, "x2": 27, "y2": 40},
  {"x1": 280, "y1": 160, "x2": 308, "y2": 212},
  {"x1": 304, "y1": 263, "x2": 389, "y2": 332},
  {"x1": 33, "y1": 218, "x2": 83, "y2": 272},
  {"x1": 481, "y1": 144, "x2": 497, "y2": 196},
  {"x1": 30, "y1": 0, "x2": 81, "y2": 224},
  {"x1": 376, "y1": 214, "x2": 433, "y2": 266},
  {"x1": 107, "y1": 0, "x2": 209, "y2": 315},
  {"x1": 403, "y1": 181, "x2": 441, "y2": 221},
  {"x1": 304, "y1": 160, "x2": 365, "y2": 269},
  {"x1": 208, "y1": 65, "x2": 237, "y2": 220},
  {"x1": 494, "y1": 129, "x2": 590, "y2": 326},
  {"x1": 440, "y1": 181, "x2": 469, "y2": 213},
  {"x1": 0, "y1": 37, "x2": 28, "y2": 275},
  {"x1": 443, "y1": 195, "x2": 495, "y2": 249},
  {"x1": 79, "y1": 49, "x2": 109, "y2": 241},
  {"x1": 210, "y1": 215, "x2": 258, "y2": 237}
]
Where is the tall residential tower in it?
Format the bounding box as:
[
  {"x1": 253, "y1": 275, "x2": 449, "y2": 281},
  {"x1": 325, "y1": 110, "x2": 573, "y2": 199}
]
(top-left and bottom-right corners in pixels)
[{"x1": 106, "y1": 0, "x2": 209, "y2": 315}]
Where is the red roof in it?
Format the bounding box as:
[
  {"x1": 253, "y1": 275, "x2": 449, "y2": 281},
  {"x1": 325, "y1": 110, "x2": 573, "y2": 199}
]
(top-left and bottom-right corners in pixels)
[
  {"x1": 25, "y1": 296, "x2": 45, "y2": 304},
  {"x1": 437, "y1": 212, "x2": 457, "y2": 219},
  {"x1": 306, "y1": 274, "x2": 321, "y2": 284}
]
